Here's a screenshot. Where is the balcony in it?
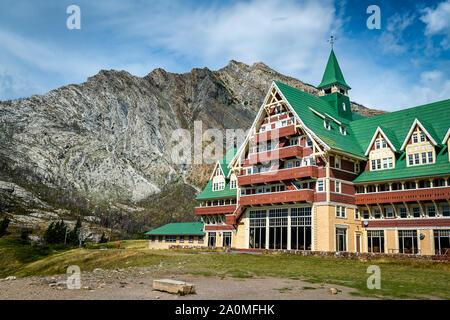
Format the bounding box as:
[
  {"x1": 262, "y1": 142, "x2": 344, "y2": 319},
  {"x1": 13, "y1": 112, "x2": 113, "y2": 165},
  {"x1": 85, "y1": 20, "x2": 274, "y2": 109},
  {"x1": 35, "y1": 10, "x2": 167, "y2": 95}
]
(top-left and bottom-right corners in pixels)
[
  {"x1": 355, "y1": 186, "x2": 450, "y2": 205},
  {"x1": 245, "y1": 145, "x2": 303, "y2": 165},
  {"x1": 240, "y1": 189, "x2": 314, "y2": 206},
  {"x1": 238, "y1": 166, "x2": 318, "y2": 186},
  {"x1": 194, "y1": 205, "x2": 237, "y2": 215},
  {"x1": 253, "y1": 125, "x2": 296, "y2": 143}
]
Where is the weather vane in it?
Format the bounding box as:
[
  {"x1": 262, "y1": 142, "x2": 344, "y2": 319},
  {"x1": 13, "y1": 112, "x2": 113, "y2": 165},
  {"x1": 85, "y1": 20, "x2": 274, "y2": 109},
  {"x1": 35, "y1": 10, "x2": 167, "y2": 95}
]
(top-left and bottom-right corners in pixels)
[{"x1": 327, "y1": 35, "x2": 336, "y2": 49}]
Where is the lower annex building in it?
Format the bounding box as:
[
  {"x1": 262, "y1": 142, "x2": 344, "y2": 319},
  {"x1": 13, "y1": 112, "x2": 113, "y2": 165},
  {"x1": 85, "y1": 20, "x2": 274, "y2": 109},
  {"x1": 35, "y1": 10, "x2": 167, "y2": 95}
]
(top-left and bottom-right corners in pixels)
[{"x1": 150, "y1": 49, "x2": 450, "y2": 255}]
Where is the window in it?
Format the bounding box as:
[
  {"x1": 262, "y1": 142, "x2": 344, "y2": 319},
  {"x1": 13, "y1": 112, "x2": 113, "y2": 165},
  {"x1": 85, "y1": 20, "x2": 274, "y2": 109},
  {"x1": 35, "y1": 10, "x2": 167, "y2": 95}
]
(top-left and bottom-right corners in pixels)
[
  {"x1": 335, "y1": 181, "x2": 341, "y2": 193},
  {"x1": 434, "y1": 230, "x2": 450, "y2": 255},
  {"x1": 179, "y1": 236, "x2": 184, "y2": 243},
  {"x1": 198, "y1": 235, "x2": 204, "y2": 244},
  {"x1": 368, "y1": 230, "x2": 385, "y2": 253},
  {"x1": 317, "y1": 180, "x2": 324, "y2": 192},
  {"x1": 189, "y1": 236, "x2": 194, "y2": 243},
  {"x1": 377, "y1": 159, "x2": 381, "y2": 170},
  {"x1": 414, "y1": 154, "x2": 420, "y2": 165},
  {"x1": 371, "y1": 160, "x2": 376, "y2": 171},
  {"x1": 222, "y1": 232, "x2": 232, "y2": 247},
  {"x1": 400, "y1": 207, "x2": 407, "y2": 218},
  {"x1": 427, "y1": 206, "x2": 436, "y2": 217},
  {"x1": 412, "y1": 207, "x2": 421, "y2": 218},
  {"x1": 335, "y1": 157, "x2": 340, "y2": 169},
  {"x1": 306, "y1": 137, "x2": 313, "y2": 147},
  {"x1": 383, "y1": 158, "x2": 388, "y2": 169},
  {"x1": 342, "y1": 102, "x2": 346, "y2": 111},
  {"x1": 443, "y1": 206, "x2": 450, "y2": 217},
  {"x1": 421, "y1": 152, "x2": 427, "y2": 164},
  {"x1": 158, "y1": 236, "x2": 163, "y2": 242},
  {"x1": 363, "y1": 210, "x2": 369, "y2": 219},
  {"x1": 388, "y1": 157, "x2": 393, "y2": 168},
  {"x1": 355, "y1": 209, "x2": 360, "y2": 220},
  {"x1": 151, "y1": 236, "x2": 155, "y2": 242},
  {"x1": 207, "y1": 232, "x2": 216, "y2": 247},
  {"x1": 374, "y1": 209, "x2": 381, "y2": 219},
  {"x1": 336, "y1": 228, "x2": 347, "y2": 252},
  {"x1": 291, "y1": 207, "x2": 312, "y2": 250},
  {"x1": 249, "y1": 210, "x2": 267, "y2": 249},
  {"x1": 428, "y1": 152, "x2": 433, "y2": 163},
  {"x1": 375, "y1": 140, "x2": 380, "y2": 149},
  {"x1": 165, "y1": 236, "x2": 176, "y2": 243},
  {"x1": 355, "y1": 163, "x2": 360, "y2": 173},
  {"x1": 269, "y1": 209, "x2": 288, "y2": 250},
  {"x1": 398, "y1": 230, "x2": 418, "y2": 254},
  {"x1": 336, "y1": 206, "x2": 346, "y2": 218},
  {"x1": 412, "y1": 133, "x2": 418, "y2": 143},
  {"x1": 324, "y1": 120, "x2": 331, "y2": 130},
  {"x1": 408, "y1": 155, "x2": 413, "y2": 166},
  {"x1": 382, "y1": 140, "x2": 387, "y2": 148},
  {"x1": 230, "y1": 180, "x2": 237, "y2": 189},
  {"x1": 385, "y1": 207, "x2": 394, "y2": 218},
  {"x1": 420, "y1": 132, "x2": 426, "y2": 142}
]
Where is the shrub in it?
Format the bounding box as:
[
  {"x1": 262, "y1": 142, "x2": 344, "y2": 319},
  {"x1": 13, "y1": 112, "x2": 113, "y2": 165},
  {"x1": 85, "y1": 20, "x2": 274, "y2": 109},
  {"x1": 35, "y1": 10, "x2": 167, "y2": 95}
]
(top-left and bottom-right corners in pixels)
[{"x1": 0, "y1": 216, "x2": 10, "y2": 237}]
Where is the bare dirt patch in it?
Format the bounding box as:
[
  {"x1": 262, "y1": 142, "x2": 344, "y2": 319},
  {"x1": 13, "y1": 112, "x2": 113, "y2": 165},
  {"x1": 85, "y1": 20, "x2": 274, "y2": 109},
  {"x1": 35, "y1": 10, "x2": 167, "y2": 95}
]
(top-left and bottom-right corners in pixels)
[{"x1": 0, "y1": 266, "x2": 373, "y2": 300}]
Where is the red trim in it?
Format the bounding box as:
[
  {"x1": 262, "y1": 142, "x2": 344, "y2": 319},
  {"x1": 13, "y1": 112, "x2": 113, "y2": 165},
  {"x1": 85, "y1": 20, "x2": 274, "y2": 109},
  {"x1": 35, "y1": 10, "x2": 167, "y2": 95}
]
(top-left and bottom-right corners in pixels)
[
  {"x1": 356, "y1": 187, "x2": 450, "y2": 205},
  {"x1": 238, "y1": 166, "x2": 318, "y2": 185},
  {"x1": 204, "y1": 225, "x2": 235, "y2": 231},
  {"x1": 194, "y1": 205, "x2": 236, "y2": 215},
  {"x1": 363, "y1": 218, "x2": 450, "y2": 228}
]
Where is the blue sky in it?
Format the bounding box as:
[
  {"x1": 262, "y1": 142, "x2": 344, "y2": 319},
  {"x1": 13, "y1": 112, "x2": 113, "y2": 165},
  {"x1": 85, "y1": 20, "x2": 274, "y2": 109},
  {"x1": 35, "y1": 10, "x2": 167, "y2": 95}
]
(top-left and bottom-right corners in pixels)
[{"x1": 0, "y1": 0, "x2": 449, "y2": 111}]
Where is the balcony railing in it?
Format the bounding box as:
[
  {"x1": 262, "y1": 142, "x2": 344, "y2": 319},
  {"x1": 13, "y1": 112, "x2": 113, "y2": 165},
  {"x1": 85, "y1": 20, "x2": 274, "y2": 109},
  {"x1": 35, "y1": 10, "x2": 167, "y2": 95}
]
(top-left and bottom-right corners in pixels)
[
  {"x1": 253, "y1": 125, "x2": 296, "y2": 143},
  {"x1": 194, "y1": 205, "x2": 237, "y2": 215},
  {"x1": 355, "y1": 186, "x2": 450, "y2": 205},
  {"x1": 240, "y1": 189, "x2": 314, "y2": 206},
  {"x1": 238, "y1": 166, "x2": 318, "y2": 186},
  {"x1": 245, "y1": 145, "x2": 303, "y2": 165}
]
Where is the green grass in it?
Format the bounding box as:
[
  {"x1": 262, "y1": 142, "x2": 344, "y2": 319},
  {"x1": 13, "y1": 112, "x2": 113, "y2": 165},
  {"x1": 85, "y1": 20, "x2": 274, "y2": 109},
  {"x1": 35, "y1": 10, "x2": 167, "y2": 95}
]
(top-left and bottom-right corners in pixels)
[{"x1": 1, "y1": 239, "x2": 449, "y2": 299}]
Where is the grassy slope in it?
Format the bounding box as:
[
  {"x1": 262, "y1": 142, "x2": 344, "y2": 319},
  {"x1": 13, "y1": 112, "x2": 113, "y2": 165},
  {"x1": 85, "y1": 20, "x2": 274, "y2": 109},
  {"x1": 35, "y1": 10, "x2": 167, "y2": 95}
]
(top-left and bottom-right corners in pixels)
[{"x1": 1, "y1": 239, "x2": 449, "y2": 299}]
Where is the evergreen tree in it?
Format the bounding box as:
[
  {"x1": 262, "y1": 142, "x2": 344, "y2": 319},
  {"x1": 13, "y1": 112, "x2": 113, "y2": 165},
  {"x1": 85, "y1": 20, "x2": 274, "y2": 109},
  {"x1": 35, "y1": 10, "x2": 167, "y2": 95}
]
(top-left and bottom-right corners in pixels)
[
  {"x1": 98, "y1": 233, "x2": 108, "y2": 244},
  {"x1": 67, "y1": 216, "x2": 82, "y2": 246},
  {"x1": 43, "y1": 220, "x2": 67, "y2": 244},
  {"x1": 0, "y1": 216, "x2": 10, "y2": 237}
]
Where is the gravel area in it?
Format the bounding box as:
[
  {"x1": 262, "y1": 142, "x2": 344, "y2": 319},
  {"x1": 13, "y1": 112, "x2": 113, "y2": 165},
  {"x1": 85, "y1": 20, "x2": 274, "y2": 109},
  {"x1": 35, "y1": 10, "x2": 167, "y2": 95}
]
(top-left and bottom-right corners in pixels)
[{"x1": 0, "y1": 267, "x2": 374, "y2": 300}]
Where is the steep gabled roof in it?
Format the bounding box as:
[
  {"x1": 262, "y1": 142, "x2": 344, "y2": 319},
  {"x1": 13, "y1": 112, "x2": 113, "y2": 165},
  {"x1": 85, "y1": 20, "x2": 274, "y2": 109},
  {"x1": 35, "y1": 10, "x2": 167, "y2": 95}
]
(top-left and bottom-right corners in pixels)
[
  {"x1": 274, "y1": 81, "x2": 365, "y2": 157},
  {"x1": 196, "y1": 147, "x2": 238, "y2": 201},
  {"x1": 399, "y1": 118, "x2": 439, "y2": 150},
  {"x1": 364, "y1": 126, "x2": 399, "y2": 156},
  {"x1": 350, "y1": 99, "x2": 450, "y2": 156},
  {"x1": 145, "y1": 222, "x2": 204, "y2": 236},
  {"x1": 317, "y1": 49, "x2": 351, "y2": 90}
]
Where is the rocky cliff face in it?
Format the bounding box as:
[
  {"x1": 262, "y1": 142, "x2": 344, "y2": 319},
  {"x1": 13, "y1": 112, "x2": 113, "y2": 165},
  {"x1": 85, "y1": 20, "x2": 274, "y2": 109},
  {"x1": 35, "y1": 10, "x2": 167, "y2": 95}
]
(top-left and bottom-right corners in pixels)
[{"x1": 0, "y1": 61, "x2": 384, "y2": 234}]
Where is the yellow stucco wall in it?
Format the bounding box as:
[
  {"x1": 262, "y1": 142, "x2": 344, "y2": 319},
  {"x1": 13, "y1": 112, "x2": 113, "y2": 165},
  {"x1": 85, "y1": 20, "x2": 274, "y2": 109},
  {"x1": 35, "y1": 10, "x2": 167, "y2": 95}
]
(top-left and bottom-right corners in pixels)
[{"x1": 148, "y1": 235, "x2": 207, "y2": 249}]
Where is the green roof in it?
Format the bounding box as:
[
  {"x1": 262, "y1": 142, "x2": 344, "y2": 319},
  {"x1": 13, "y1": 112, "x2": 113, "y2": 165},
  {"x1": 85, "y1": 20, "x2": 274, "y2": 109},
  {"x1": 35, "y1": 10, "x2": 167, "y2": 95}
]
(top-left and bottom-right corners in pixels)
[
  {"x1": 145, "y1": 222, "x2": 204, "y2": 236},
  {"x1": 274, "y1": 81, "x2": 450, "y2": 183},
  {"x1": 318, "y1": 49, "x2": 351, "y2": 90},
  {"x1": 195, "y1": 148, "x2": 239, "y2": 201},
  {"x1": 354, "y1": 152, "x2": 450, "y2": 183}
]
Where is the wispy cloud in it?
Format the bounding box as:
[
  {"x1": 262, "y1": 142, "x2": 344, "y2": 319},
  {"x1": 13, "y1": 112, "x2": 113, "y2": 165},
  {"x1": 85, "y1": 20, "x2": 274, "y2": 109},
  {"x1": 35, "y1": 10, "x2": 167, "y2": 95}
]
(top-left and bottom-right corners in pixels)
[
  {"x1": 378, "y1": 12, "x2": 416, "y2": 54},
  {"x1": 420, "y1": 0, "x2": 450, "y2": 49}
]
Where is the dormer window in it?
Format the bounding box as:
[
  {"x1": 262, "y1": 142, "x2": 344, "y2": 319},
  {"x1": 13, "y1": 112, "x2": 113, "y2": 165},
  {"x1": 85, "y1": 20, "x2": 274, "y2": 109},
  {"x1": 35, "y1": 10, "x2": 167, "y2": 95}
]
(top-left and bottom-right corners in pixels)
[
  {"x1": 420, "y1": 132, "x2": 426, "y2": 142},
  {"x1": 342, "y1": 102, "x2": 346, "y2": 111},
  {"x1": 324, "y1": 120, "x2": 331, "y2": 130},
  {"x1": 412, "y1": 134, "x2": 418, "y2": 144},
  {"x1": 375, "y1": 140, "x2": 380, "y2": 149},
  {"x1": 340, "y1": 126, "x2": 347, "y2": 135},
  {"x1": 324, "y1": 88, "x2": 331, "y2": 94}
]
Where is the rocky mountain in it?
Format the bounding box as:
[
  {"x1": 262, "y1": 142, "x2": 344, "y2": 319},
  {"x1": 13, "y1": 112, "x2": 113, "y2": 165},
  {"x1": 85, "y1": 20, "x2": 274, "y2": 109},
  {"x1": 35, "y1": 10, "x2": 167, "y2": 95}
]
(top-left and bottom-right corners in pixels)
[{"x1": 0, "y1": 60, "x2": 384, "y2": 236}]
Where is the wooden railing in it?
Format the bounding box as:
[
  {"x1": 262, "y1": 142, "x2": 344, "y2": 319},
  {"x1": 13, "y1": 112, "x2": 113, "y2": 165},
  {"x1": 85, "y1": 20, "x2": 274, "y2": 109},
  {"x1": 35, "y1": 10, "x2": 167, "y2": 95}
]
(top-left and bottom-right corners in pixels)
[
  {"x1": 355, "y1": 186, "x2": 450, "y2": 205},
  {"x1": 240, "y1": 189, "x2": 314, "y2": 206},
  {"x1": 238, "y1": 166, "x2": 318, "y2": 186}
]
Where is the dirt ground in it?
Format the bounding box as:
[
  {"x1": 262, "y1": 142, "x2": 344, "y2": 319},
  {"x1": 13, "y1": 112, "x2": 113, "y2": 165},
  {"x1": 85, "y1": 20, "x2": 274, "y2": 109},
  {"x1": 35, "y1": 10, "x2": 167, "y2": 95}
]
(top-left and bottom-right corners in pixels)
[{"x1": 0, "y1": 266, "x2": 374, "y2": 300}]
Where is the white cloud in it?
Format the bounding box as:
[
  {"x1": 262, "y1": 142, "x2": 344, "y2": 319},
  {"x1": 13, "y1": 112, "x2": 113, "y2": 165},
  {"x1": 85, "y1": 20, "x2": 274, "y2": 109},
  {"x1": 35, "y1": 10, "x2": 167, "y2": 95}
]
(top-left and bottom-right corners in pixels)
[
  {"x1": 420, "y1": 0, "x2": 450, "y2": 49},
  {"x1": 379, "y1": 12, "x2": 416, "y2": 54},
  {"x1": 99, "y1": 0, "x2": 341, "y2": 82}
]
